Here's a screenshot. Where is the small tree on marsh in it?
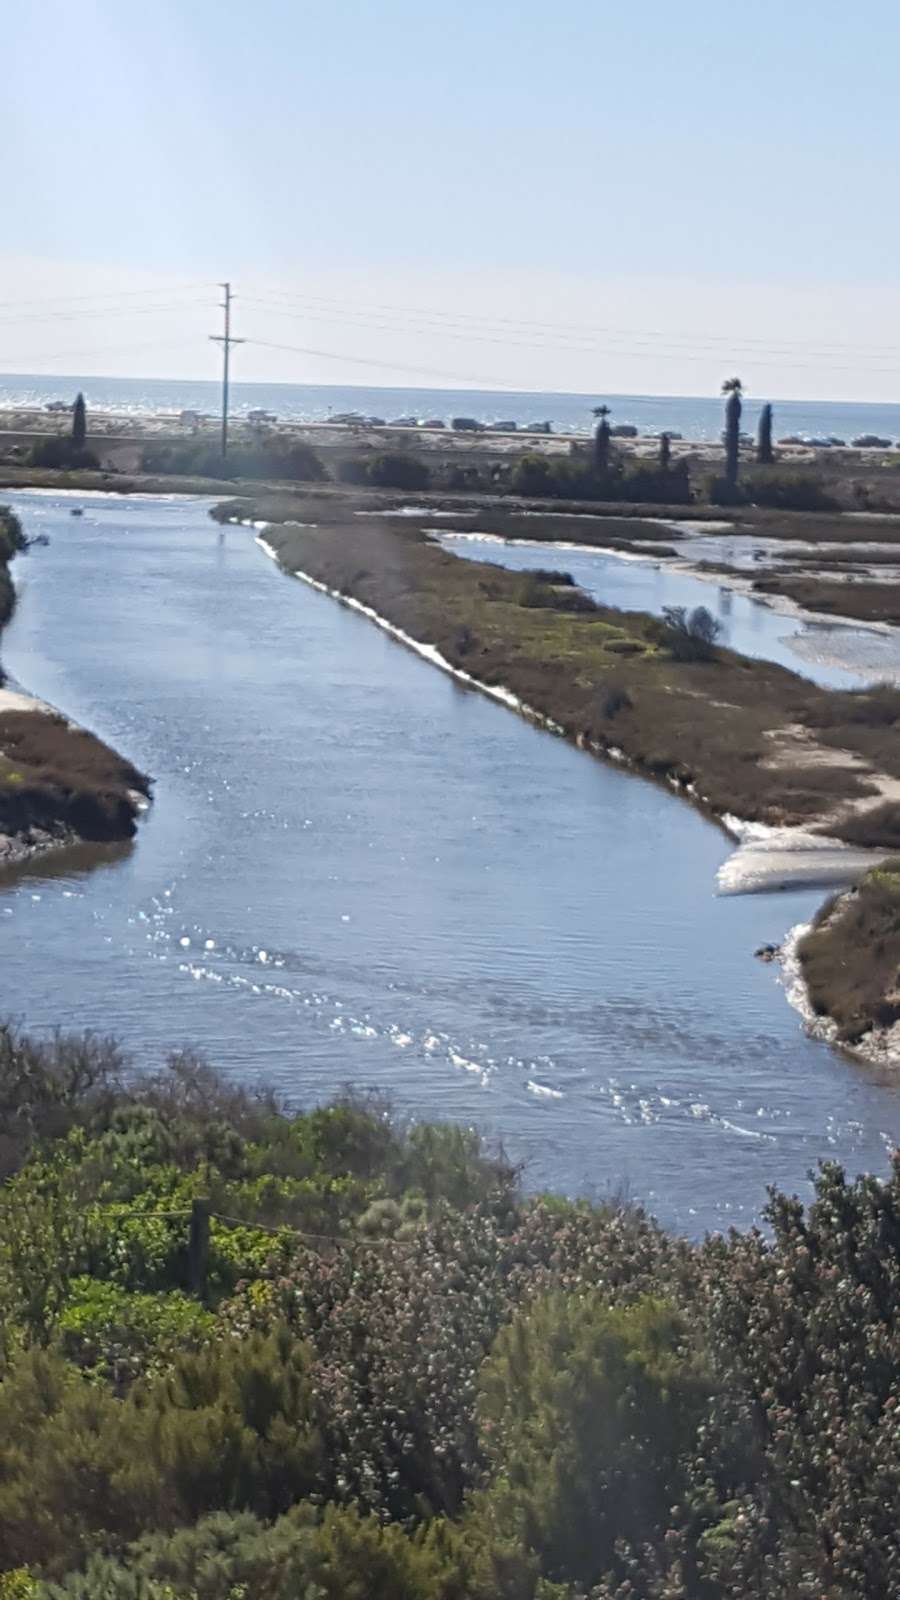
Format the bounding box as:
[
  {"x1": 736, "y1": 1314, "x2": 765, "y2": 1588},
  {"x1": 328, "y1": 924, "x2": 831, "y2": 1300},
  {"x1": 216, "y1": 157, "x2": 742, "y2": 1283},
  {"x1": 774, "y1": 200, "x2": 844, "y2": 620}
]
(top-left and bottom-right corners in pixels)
[
  {"x1": 722, "y1": 377, "x2": 742, "y2": 492},
  {"x1": 661, "y1": 604, "x2": 723, "y2": 661},
  {"x1": 72, "y1": 393, "x2": 87, "y2": 450},
  {"x1": 757, "y1": 401, "x2": 774, "y2": 465}
]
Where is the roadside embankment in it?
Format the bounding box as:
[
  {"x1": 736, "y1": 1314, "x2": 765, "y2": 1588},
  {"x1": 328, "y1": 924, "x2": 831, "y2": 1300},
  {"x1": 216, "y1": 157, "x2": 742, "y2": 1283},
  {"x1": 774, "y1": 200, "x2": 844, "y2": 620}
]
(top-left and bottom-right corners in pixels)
[{"x1": 0, "y1": 504, "x2": 150, "y2": 867}]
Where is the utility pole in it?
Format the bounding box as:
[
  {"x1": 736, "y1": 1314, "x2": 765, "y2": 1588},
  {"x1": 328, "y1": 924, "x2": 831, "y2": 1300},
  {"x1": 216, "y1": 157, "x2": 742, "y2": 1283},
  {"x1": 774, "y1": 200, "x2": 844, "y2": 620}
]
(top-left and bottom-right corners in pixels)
[
  {"x1": 188, "y1": 1196, "x2": 210, "y2": 1299},
  {"x1": 210, "y1": 282, "x2": 244, "y2": 460}
]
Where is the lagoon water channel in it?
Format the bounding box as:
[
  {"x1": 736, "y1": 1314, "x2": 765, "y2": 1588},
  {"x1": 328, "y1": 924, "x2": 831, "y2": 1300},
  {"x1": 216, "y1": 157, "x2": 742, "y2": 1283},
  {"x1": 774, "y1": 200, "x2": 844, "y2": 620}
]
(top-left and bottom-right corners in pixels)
[{"x1": 3, "y1": 490, "x2": 900, "y2": 1232}]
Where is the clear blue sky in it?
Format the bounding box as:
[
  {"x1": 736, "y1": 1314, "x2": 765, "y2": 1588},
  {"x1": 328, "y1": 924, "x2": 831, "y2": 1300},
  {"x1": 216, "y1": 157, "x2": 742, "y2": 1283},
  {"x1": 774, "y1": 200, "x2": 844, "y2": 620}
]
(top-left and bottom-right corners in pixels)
[{"x1": 5, "y1": 0, "x2": 900, "y2": 398}]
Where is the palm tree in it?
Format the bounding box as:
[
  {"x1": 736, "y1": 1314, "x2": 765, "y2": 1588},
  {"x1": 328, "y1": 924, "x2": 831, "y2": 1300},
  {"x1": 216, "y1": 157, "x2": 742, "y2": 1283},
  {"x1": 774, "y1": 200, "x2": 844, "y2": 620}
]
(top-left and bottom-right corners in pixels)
[
  {"x1": 72, "y1": 392, "x2": 87, "y2": 451},
  {"x1": 756, "y1": 402, "x2": 774, "y2": 465},
  {"x1": 722, "y1": 378, "x2": 742, "y2": 493},
  {"x1": 592, "y1": 404, "x2": 612, "y2": 476}
]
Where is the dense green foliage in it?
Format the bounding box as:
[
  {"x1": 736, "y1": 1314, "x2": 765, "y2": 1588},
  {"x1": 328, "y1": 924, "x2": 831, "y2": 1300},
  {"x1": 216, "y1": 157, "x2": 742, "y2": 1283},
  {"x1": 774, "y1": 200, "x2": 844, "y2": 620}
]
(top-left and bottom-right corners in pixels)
[
  {"x1": 139, "y1": 439, "x2": 326, "y2": 483},
  {"x1": 27, "y1": 440, "x2": 100, "y2": 472},
  {"x1": 509, "y1": 451, "x2": 692, "y2": 505},
  {"x1": 337, "y1": 452, "x2": 431, "y2": 490},
  {"x1": 4, "y1": 1028, "x2": 900, "y2": 1594},
  {"x1": 0, "y1": 508, "x2": 25, "y2": 634}
]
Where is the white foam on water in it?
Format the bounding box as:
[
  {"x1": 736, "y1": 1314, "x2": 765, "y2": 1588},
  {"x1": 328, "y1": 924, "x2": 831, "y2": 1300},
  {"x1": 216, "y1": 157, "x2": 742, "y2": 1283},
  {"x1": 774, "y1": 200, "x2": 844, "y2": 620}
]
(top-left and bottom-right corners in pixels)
[{"x1": 717, "y1": 818, "x2": 886, "y2": 895}]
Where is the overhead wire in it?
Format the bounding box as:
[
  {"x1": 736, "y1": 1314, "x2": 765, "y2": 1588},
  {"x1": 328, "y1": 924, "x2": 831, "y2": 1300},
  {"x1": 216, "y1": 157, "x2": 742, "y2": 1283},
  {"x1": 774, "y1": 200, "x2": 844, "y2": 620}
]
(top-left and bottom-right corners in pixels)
[
  {"x1": 242, "y1": 285, "x2": 900, "y2": 363},
  {"x1": 239, "y1": 299, "x2": 900, "y2": 377},
  {"x1": 0, "y1": 282, "x2": 209, "y2": 312}
]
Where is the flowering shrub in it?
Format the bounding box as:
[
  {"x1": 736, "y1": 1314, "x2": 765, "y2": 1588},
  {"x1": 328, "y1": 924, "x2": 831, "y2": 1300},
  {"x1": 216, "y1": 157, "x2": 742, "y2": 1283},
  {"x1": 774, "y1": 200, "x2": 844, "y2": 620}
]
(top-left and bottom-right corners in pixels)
[{"x1": 3, "y1": 1042, "x2": 900, "y2": 1596}]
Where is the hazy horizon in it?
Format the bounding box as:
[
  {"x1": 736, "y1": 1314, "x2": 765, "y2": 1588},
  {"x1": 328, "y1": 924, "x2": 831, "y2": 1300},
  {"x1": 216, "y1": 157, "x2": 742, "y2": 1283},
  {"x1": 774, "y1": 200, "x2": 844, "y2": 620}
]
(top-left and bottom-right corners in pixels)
[{"x1": 4, "y1": 368, "x2": 900, "y2": 410}]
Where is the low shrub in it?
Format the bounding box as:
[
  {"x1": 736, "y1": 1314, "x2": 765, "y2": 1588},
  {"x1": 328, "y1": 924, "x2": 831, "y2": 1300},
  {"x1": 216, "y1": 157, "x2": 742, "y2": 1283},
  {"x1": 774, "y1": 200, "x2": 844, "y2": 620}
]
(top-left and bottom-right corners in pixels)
[
  {"x1": 336, "y1": 453, "x2": 430, "y2": 490},
  {"x1": 834, "y1": 801, "x2": 900, "y2": 850},
  {"x1": 707, "y1": 475, "x2": 748, "y2": 507},
  {"x1": 744, "y1": 470, "x2": 840, "y2": 511},
  {"x1": 598, "y1": 681, "x2": 633, "y2": 719},
  {"x1": 509, "y1": 453, "x2": 691, "y2": 505},
  {"x1": 807, "y1": 681, "x2": 900, "y2": 731},
  {"x1": 365, "y1": 453, "x2": 431, "y2": 490},
  {"x1": 513, "y1": 573, "x2": 596, "y2": 613},
  {"x1": 140, "y1": 439, "x2": 326, "y2": 483},
  {"x1": 28, "y1": 440, "x2": 100, "y2": 471},
  {"x1": 59, "y1": 1279, "x2": 214, "y2": 1380},
  {"x1": 800, "y1": 862, "x2": 900, "y2": 1039}
]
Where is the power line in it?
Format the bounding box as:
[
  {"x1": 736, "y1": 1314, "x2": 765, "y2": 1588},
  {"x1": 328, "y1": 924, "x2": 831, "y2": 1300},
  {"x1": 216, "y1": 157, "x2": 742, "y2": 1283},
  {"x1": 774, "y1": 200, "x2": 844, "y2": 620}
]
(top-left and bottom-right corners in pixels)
[
  {"x1": 0, "y1": 298, "x2": 210, "y2": 329},
  {"x1": 0, "y1": 282, "x2": 208, "y2": 313},
  {"x1": 244, "y1": 285, "x2": 900, "y2": 361},
  {"x1": 243, "y1": 336, "x2": 525, "y2": 389},
  {"x1": 240, "y1": 296, "x2": 900, "y2": 372}
]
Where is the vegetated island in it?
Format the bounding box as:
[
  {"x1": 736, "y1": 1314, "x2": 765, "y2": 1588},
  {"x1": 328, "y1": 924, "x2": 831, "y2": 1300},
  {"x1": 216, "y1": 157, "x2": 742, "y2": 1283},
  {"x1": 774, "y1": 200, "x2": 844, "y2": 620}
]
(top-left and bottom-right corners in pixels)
[
  {"x1": 0, "y1": 506, "x2": 150, "y2": 866},
  {"x1": 214, "y1": 492, "x2": 900, "y2": 1050},
  {"x1": 798, "y1": 858, "x2": 900, "y2": 1048},
  {"x1": 2, "y1": 1028, "x2": 900, "y2": 1597}
]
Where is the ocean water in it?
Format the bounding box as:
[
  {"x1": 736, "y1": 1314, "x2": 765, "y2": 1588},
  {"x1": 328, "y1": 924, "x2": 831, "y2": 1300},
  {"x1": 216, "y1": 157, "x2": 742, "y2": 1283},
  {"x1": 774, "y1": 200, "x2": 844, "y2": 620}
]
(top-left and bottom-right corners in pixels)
[{"x1": 2, "y1": 372, "x2": 900, "y2": 445}]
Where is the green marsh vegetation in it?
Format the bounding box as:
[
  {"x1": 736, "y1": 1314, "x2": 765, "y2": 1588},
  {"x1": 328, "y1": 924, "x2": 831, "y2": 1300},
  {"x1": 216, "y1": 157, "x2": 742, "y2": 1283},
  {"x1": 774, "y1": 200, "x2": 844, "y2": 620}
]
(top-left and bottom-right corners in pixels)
[
  {"x1": 252, "y1": 507, "x2": 900, "y2": 843},
  {"x1": 3, "y1": 1029, "x2": 900, "y2": 1595}
]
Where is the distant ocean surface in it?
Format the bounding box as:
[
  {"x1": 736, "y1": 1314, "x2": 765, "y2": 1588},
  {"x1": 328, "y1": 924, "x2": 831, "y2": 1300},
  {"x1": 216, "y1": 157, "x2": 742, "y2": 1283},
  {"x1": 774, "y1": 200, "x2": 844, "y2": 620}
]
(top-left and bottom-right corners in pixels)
[{"x1": 2, "y1": 372, "x2": 900, "y2": 444}]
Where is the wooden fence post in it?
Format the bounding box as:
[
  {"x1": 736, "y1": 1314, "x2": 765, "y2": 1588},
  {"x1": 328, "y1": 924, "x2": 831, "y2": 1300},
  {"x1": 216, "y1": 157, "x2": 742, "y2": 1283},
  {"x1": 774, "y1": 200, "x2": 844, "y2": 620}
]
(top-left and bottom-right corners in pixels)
[{"x1": 189, "y1": 1197, "x2": 210, "y2": 1299}]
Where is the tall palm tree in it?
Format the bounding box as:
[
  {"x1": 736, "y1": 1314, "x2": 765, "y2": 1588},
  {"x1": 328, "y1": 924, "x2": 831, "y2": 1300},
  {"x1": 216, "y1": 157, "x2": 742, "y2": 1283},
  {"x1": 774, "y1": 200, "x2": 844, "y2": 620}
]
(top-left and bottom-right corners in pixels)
[
  {"x1": 756, "y1": 402, "x2": 774, "y2": 465},
  {"x1": 592, "y1": 404, "x2": 612, "y2": 476},
  {"x1": 721, "y1": 378, "x2": 743, "y2": 493}
]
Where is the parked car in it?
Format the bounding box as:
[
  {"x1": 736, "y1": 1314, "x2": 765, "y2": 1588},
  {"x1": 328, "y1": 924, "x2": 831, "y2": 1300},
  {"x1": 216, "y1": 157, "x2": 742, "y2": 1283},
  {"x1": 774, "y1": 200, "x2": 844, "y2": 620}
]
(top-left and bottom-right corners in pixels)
[
  {"x1": 419, "y1": 418, "x2": 446, "y2": 429},
  {"x1": 247, "y1": 409, "x2": 277, "y2": 425},
  {"x1": 487, "y1": 420, "x2": 517, "y2": 432},
  {"x1": 852, "y1": 434, "x2": 893, "y2": 448},
  {"x1": 610, "y1": 424, "x2": 638, "y2": 438},
  {"x1": 330, "y1": 412, "x2": 366, "y2": 425},
  {"x1": 388, "y1": 416, "x2": 419, "y2": 427},
  {"x1": 451, "y1": 417, "x2": 484, "y2": 432},
  {"x1": 45, "y1": 400, "x2": 73, "y2": 413},
  {"x1": 524, "y1": 421, "x2": 553, "y2": 434}
]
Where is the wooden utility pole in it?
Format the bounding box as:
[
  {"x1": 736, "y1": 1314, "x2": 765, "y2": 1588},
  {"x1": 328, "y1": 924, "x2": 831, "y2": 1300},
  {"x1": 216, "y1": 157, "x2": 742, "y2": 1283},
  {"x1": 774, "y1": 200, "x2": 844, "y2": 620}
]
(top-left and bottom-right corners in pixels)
[
  {"x1": 210, "y1": 283, "x2": 244, "y2": 460},
  {"x1": 189, "y1": 1196, "x2": 211, "y2": 1299}
]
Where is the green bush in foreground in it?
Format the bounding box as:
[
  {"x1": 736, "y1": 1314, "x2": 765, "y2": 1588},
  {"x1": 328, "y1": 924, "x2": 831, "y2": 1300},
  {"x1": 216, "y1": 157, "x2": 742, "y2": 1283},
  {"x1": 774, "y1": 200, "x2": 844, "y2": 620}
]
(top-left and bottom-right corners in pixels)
[{"x1": 3, "y1": 1033, "x2": 900, "y2": 1594}]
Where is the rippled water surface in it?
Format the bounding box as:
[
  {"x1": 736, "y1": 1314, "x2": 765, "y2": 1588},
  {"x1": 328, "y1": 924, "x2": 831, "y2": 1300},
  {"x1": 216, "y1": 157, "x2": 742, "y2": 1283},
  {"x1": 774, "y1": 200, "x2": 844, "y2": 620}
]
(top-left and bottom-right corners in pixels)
[{"x1": 3, "y1": 491, "x2": 900, "y2": 1231}]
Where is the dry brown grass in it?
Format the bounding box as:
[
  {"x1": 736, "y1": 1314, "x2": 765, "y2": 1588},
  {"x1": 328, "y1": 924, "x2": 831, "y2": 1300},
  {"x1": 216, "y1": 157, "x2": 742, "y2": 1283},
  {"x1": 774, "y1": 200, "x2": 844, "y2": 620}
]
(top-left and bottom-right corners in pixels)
[
  {"x1": 800, "y1": 864, "x2": 900, "y2": 1041},
  {"x1": 0, "y1": 712, "x2": 149, "y2": 841}
]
